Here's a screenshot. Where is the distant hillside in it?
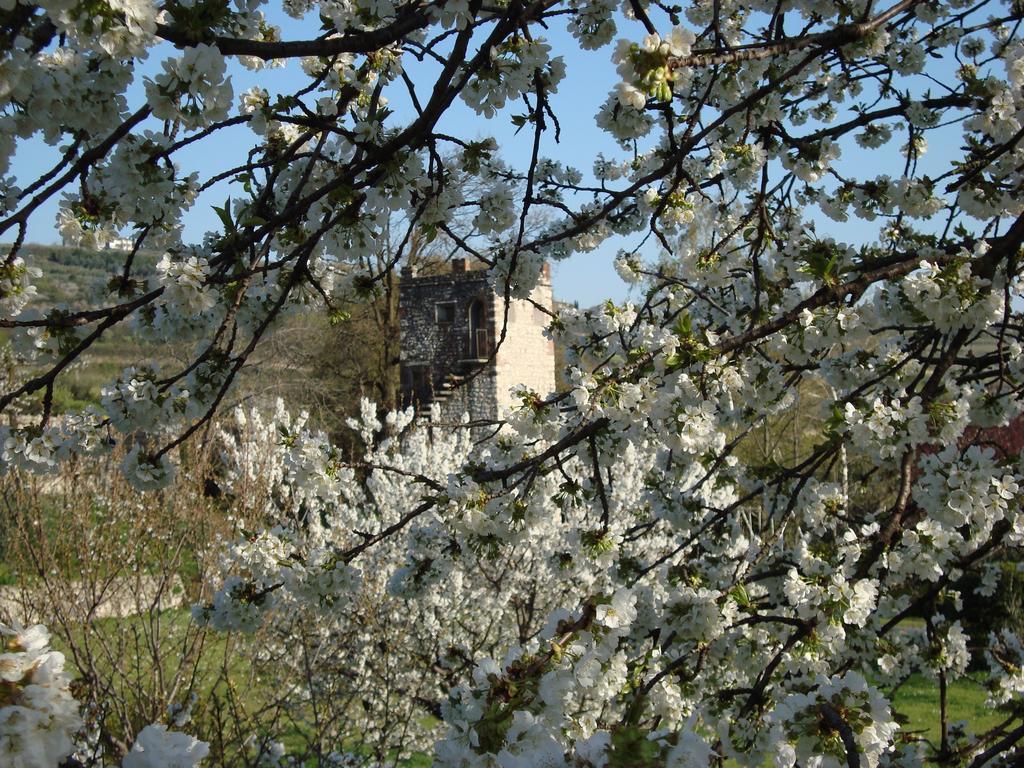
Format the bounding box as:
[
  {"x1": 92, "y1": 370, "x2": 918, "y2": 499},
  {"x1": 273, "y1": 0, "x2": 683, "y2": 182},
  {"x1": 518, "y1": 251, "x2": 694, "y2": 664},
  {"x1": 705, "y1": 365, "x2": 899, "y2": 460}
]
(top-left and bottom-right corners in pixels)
[
  {"x1": 6, "y1": 244, "x2": 571, "y2": 434},
  {"x1": 6, "y1": 243, "x2": 160, "y2": 306},
  {"x1": 0, "y1": 244, "x2": 162, "y2": 413}
]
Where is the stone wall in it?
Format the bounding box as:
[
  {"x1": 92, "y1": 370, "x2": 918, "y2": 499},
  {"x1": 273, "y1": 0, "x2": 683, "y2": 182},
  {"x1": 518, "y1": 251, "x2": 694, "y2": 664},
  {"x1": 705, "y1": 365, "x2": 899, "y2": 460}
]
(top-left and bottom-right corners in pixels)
[
  {"x1": 0, "y1": 574, "x2": 185, "y2": 624},
  {"x1": 437, "y1": 370, "x2": 500, "y2": 424},
  {"x1": 493, "y1": 280, "x2": 556, "y2": 415},
  {"x1": 398, "y1": 261, "x2": 555, "y2": 423},
  {"x1": 398, "y1": 266, "x2": 497, "y2": 419}
]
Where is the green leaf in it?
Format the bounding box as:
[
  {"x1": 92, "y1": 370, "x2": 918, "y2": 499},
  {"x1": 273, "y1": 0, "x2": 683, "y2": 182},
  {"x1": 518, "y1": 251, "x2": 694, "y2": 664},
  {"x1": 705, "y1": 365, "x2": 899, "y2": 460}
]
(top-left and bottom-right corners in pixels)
[{"x1": 212, "y1": 197, "x2": 235, "y2": 234}]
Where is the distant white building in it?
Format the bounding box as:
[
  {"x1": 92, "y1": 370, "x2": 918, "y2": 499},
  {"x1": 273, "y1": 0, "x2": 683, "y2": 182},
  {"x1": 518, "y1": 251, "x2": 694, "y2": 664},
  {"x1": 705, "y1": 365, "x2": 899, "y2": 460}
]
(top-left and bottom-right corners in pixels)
[{"x1": 104, "y1": 237, "x2": 136, "y2": 252}]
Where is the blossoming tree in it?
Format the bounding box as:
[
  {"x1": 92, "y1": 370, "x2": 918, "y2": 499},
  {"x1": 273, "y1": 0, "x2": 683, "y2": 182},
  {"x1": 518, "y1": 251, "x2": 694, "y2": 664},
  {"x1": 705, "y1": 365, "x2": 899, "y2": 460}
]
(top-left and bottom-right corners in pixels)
[{"x1": 1, "y1": 0, "x2": 1024, "y2": 764}]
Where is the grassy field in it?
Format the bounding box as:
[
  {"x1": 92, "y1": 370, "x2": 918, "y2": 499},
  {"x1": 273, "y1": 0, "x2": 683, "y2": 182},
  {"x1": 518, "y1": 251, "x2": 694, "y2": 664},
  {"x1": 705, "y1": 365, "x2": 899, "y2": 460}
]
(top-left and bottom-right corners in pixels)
[
  {"x1": 893, "y1": 674, "x2": 1006, "y2": 746},
  {"x1": 48, "y1": 607, "x2": 1010, "y2": 764},
  {"x1": 41, "y1": 604, "x2": 435, "y2": 766}
]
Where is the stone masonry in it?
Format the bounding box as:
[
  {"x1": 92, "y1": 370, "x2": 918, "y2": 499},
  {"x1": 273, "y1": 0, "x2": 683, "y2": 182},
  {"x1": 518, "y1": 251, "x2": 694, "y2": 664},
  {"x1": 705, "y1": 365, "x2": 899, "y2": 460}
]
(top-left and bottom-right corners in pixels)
[{"x1": 398, "y1": 258, "x2": 555, "y2": 422}]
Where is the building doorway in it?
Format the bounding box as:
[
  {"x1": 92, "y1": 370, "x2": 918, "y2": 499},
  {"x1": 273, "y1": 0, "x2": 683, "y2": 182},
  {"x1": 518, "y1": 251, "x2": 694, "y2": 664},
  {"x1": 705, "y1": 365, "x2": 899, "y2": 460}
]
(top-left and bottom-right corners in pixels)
[{"x1": 468, "y1": 299, "x2": 487, "y2": 358}]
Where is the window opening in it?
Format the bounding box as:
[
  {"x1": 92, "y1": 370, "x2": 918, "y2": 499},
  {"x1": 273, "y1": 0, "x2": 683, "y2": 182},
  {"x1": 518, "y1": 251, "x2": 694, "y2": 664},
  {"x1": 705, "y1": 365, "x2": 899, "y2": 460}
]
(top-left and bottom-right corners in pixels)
[{"x1": 435, "y1": 302, "x2": 456, "y2": 323}]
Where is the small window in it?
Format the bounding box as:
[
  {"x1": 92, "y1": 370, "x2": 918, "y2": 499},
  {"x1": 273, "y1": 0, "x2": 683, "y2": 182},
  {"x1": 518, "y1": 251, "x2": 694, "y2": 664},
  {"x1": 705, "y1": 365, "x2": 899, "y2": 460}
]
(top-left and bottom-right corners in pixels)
[
  {"x1": 410, "y1": 365, "x2": 430, "y2": 392},
  {"x1": 435, "y1": 302, "x2": 456, "y2": 323}
]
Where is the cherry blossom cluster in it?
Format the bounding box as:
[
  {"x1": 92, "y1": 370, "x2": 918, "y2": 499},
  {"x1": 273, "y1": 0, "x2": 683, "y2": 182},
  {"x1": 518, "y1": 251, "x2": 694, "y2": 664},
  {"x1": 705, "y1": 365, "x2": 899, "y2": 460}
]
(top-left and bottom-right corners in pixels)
[
  {"x1": 1, "y1": 0, "x2": 1024, "y2": 763},
  {"x1": 0, "y1": 623, "x2": 207, "y2": 767}
]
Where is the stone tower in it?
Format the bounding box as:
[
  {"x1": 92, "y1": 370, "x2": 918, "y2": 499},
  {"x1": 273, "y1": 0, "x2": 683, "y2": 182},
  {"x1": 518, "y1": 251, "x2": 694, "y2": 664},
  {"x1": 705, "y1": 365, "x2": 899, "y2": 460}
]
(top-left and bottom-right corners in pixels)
[{"x1": 398, "y1": 258, "x2": 556, "y2": 422}]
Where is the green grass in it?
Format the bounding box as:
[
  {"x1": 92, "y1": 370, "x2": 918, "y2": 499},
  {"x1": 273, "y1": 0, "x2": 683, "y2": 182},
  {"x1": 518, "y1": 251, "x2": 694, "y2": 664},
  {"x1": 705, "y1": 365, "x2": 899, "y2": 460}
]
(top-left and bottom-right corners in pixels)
[
  {"x1": 0, "y1": 561, "x2": 16, "y2": 585},
  {"x1": 28, "y1": 599, "x2": 1020, "y2": 766},
  {"x1": 893, "y1": 673, "x2": 1007, "y2": 745},
  {"x1": 50, "y1": 606, "x2": 436, "y2": 766}
]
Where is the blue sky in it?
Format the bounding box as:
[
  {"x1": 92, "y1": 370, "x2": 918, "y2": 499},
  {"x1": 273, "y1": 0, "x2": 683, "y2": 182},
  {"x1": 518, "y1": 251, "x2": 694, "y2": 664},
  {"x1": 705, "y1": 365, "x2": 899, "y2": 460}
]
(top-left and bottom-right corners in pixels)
[
  {"x1": 11, "y1": 7, "x2": 980, "y2": 308},
  {"x1": 13, "y1": 12, "x2": 636, "y2": 307}
]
